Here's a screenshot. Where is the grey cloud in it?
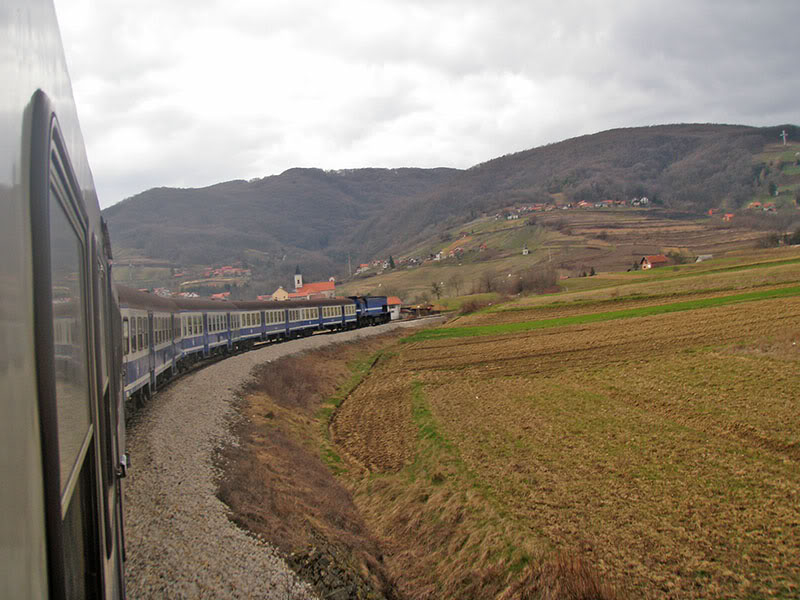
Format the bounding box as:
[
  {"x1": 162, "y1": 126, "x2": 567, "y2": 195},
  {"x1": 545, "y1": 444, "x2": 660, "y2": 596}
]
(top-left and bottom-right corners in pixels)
[{"x1": 54, "y1": 0, "x2": 799, "y2": 208}]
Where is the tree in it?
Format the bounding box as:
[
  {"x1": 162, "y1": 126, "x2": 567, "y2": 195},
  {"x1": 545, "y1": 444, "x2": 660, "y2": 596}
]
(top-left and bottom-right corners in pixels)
[
  {"x1": 430, "y1": 281, "x2": 443, "y2": 300},
  {"x1": 478, "y1": 269, "x2": 497, "y2": 293},
  {"x1": 447, "y1": 273, "x2": 464, "y2": 296},
  {"x1": 589, "y1": 266, "x2": 596, "y2": 276},
  {"x1": 768, "y1": 182, "x2": 778, "y2": 197},
  {"x1": 388, "y1": 255, "x2": 396, "y2": 269}
]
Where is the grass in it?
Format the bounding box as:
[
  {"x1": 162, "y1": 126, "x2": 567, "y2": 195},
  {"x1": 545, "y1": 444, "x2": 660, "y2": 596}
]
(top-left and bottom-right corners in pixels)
[
  {"x1": 220, "y1": 248, "x2": 800, "y2": 599},
  {"x1": 782, "y1": 164, "x2": 800, "y2": 176},
  {"x1": 406, "y1": 285, "x2": 800, "y2": 341},
  {"x1": 334, "y1": 265, "x2": 800, "y2": 598},
  {"x1": 216, "y1": 334, "x2": 410, "y2": 599}
]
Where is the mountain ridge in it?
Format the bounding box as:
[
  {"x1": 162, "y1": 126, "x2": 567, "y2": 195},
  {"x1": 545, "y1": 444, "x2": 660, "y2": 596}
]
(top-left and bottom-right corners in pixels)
[{"x1": 104, "y1": 122, "x2": 800, "y2": 292}]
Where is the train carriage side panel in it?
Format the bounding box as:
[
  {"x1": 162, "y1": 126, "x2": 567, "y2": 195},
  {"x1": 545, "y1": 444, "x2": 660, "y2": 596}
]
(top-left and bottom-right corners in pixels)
[{"x1": 4, "y1": 5, "x2": 129, "y2": 592}]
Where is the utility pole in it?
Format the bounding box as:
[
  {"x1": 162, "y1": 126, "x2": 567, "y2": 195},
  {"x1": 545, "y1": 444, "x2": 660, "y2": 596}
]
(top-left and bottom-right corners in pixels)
[{"x1": 348, "y1": 253, "x2": 352, "y2": 277}]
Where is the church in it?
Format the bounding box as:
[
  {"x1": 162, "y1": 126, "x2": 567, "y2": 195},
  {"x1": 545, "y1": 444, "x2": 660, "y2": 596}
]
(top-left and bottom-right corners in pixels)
[{"x1": 270, "y1": 267, "x2": 336, "y2": 301}]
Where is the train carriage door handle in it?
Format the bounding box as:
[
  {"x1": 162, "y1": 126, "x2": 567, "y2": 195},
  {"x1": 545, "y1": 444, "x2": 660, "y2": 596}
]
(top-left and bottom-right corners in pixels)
[{"x1": 117, "y1": 452, "x2": 131, "y2": 479}]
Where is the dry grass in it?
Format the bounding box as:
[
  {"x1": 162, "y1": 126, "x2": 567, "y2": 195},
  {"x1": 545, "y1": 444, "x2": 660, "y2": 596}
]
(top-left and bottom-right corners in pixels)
[
  {"x1": 333, "y1": 291, "x2": 800, "y2": 598},
  {"x1": 216, "y1": 334, "x2": 407, "y2": 599},
  {"x1": 499, "y1": 554, "x2": 620, "y2": 600}
]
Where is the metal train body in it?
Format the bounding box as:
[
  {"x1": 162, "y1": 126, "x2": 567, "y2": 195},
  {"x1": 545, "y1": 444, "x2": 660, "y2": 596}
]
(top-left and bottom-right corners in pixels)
[
  {"x1": 117, "y1": 287, "x2": 390, "y2": 406},
  {"x1": 1, "y1": 0, "x2": 127, "y2": 597}
]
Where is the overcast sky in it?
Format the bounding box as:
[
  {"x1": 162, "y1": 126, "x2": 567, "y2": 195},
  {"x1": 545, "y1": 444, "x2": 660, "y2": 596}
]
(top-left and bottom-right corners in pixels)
[{"x1": 54, "y1": 0, "x2": 800, "y2": 209}]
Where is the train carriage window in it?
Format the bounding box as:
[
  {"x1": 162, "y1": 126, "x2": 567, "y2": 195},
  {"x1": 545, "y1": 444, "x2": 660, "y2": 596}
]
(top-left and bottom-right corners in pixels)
[
  {"x1": 123, "y1": 318, "x2": 129, "y2": 355},
  {"x1": 47, "y1": 177, "x2": 93, "y2": 509},
  {"x1": 131, "y1": 317, "x2": 137, "y2": 352}
]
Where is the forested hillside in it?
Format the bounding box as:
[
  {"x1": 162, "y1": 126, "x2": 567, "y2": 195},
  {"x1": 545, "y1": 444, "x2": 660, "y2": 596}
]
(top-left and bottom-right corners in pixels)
[{"x1": 103, "y1": 123, "x2": 799, "y2": 289}]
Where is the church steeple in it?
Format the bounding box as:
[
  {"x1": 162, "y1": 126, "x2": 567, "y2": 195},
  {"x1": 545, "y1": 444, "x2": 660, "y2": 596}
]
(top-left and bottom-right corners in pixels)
[{"x1": 294, "y1": 265, "x2": 303, "y2": 291}]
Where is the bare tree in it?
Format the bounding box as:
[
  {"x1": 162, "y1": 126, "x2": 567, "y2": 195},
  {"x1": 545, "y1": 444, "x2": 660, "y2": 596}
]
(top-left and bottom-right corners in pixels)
[
  {"x1": 430, "y1": 281, "x2": 443, "y2": 300},
  {"x1": 478, "y1": 269, "x2": 497, "y2": 293},
  {"x1": 447, "y1": 272, "x2": 463, "y2": 296}
]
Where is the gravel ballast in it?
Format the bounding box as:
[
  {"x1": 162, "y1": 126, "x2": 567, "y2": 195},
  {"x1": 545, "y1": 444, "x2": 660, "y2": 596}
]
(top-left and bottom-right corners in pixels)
[{"x1": 124, "y1": 320, "x2": 435, "y2": 599}]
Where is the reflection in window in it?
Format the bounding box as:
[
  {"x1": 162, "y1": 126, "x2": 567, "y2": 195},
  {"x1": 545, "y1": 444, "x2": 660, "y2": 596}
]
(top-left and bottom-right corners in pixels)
[{"x1": 50, "y1": 197, "x2": 90, "y2": 495}]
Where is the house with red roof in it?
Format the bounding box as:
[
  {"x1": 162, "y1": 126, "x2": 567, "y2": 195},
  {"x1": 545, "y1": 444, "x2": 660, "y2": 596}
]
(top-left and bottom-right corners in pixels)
[
  {"x1": 640, "y1": 255, "x2": 670, "y2": 269},
  {"x1": 387, "y1": 296, "x2": 402, "y2": 320}
]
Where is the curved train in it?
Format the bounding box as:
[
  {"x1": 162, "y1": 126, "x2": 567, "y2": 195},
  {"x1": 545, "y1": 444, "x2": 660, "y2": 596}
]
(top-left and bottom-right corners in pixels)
[
  {"x1": 118, "y1": 287, "x2": 390, "y2": 407},
  {"x1": 2, "y1": 2, "x2": 394, "y2": 597}
]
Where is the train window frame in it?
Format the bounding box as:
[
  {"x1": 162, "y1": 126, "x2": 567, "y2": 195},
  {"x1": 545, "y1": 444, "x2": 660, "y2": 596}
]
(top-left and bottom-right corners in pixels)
[{"x1": 29, "y1": 94, "x2": 105, "y2": 599}]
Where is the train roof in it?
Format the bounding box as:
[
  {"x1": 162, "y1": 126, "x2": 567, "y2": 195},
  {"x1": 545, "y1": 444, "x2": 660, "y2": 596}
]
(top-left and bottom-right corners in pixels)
[
  {"x1": 116, "y1": 286, "x2": 356, "y2": 312},
  {"x1": 234, "y1": 298, "x2": 353, "y2": 310},
  {"x1": 170, "y1": 297, "x2": 236, "y2": 311},
  {"x1": 117, "y1": 286, "x2": 178, "y2": 311}
]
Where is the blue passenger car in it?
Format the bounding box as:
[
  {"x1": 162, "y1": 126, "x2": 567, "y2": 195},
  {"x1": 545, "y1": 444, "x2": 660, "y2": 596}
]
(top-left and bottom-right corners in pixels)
[{"x1": 119, "y1": 287, "x2": 179, "y2": 403}]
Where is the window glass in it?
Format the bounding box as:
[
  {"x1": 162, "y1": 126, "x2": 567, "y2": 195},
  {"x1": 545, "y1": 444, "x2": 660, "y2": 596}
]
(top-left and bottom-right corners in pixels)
[
  {"x1": 49, "y1": 196, "x2": 91, "y2": 495},
  {"x1": 123, "y1": 318, "x2": 129, "y2": 355},
  {"x1": 131, "y1": 317, "x2": 137, "y2": 352}
]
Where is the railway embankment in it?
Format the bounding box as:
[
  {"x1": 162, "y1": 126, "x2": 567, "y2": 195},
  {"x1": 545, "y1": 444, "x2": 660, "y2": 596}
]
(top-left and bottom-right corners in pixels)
[{"x1": 124, "y1": 318, "x2": 439, "y2": 599}]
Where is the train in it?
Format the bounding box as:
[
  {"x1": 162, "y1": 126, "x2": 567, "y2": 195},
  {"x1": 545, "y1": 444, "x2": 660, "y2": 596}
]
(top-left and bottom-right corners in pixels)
[
  {"x1": 1, "y1": 1, "x2": 397, "y2": 597},
  {"x1": 118, "y1": 287, "x2": 390, "y2": 407},
  {"x1": 2, "y1": 0, "x2": 128, "y2": 597}
]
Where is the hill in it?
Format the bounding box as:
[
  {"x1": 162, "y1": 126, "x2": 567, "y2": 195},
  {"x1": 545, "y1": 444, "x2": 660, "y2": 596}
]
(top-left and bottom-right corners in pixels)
[{"x1": 103, "y1": 123, "x2": 800, "y2": 295}]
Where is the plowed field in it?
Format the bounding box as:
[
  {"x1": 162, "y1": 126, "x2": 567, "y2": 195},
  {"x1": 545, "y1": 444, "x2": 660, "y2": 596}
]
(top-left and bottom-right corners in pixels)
[{"x1": 333, "y1": 293, "x2": 800, "y2": 598}]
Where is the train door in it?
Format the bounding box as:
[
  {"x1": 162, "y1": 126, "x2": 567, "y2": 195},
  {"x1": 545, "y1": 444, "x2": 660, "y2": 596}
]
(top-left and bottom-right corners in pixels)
[
  {"x1": 92, "y1": 236, "x2": 125, "y2": 597},
  {"x1": 170, "y1": 314, "x2": 177, "y2": 375},
  {"x1": 30, "y1": 100, "x2": 106, "y2": 598},
  {"x1": 202, "y1": 313, "x2": 209, "y2": 357},
  {"x1": 231, "y1": 312, "x2": 240, "y2": 345},
  {"x1": 147, "y1": 313, "x2": 155, "y2": 392}
]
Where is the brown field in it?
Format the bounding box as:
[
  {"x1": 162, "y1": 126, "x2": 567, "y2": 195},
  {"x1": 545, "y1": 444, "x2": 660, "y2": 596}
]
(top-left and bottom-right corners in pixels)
[
  {"x1": 219, "y1": 252, "x2": 800, "y2": 599},
  {"x1": 332, "y1": 293, "x2": 800, "y2": 598}
]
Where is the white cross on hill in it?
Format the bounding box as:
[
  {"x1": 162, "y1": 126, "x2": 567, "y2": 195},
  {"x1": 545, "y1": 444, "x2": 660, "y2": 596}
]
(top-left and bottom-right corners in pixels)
[{"x1": 780, "y1": 130, "x2": 788, "y2": 145}]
